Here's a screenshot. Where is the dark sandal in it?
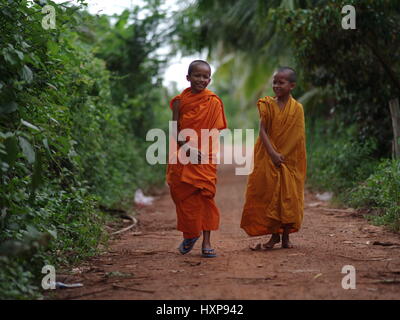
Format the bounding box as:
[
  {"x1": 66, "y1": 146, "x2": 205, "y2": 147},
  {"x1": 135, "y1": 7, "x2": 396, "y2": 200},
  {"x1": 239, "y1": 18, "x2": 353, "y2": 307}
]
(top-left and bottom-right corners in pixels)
[
  {"x1": 201, "y1": 248, "x2": 217, "y2": 258},
  {"x1": 178, "y1": 237, "x2": 199, "y2": 255}
]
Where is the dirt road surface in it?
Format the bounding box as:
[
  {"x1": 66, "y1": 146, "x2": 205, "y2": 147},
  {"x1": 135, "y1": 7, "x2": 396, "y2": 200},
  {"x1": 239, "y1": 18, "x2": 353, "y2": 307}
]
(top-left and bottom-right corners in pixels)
[{"x1": 52, "y1": 163, "x2": 400, "y2": 300}]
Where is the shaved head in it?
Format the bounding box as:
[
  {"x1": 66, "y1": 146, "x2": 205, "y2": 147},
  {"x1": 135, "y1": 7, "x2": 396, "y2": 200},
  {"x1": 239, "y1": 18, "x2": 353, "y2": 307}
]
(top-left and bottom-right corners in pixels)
[
  {"x1": 188, "y1": 60, "x2": 211, "y2": 76},
  {"x1": 275, "y1": 66, "x2": 297, "y2": 83}
]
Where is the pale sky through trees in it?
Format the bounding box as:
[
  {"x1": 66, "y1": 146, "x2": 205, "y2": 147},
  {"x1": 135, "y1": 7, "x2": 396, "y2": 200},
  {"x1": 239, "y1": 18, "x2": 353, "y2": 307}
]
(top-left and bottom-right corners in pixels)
[{"x1": 52, "y1": 0, "x2": 207, "y2": 91}]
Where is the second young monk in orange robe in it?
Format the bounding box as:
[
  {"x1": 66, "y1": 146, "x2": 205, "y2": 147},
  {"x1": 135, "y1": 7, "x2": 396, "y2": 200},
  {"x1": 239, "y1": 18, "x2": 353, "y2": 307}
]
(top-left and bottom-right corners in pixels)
[
  {"x1": 241, "y1": 67, "x2": 306, "y2": 250},
  {"x1": 167, "y1": 60, "x2": 227, "y2": 258}
]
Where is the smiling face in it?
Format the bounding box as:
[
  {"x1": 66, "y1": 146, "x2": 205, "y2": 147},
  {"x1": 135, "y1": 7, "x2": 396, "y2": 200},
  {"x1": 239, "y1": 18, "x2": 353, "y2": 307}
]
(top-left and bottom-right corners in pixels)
[
  {"x1": 186, "y1": 63, "x2": 211, "y2": 93},
  {"x1": 272, "y1": 71, "x2": 296, "y2": 98}
]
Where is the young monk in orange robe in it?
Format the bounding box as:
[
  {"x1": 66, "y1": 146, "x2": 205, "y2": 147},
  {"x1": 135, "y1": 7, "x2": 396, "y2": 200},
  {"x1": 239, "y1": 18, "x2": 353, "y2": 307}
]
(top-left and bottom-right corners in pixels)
[
  {"x1": 241, "y1": 67, "x2": 306, "y2": 250},
  {"x1": 167, "y1": 60, "x2": 227, "y2": 258}
]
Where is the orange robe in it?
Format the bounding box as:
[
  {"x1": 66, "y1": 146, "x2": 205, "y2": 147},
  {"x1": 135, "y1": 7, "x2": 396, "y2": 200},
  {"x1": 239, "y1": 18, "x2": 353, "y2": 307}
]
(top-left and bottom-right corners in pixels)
[
  {"x1": 241, "y1": 96, "x2": 306, "y2": 236},
  {"x1": 167, "y1": 88, "x2": 227, "y2": 239}
]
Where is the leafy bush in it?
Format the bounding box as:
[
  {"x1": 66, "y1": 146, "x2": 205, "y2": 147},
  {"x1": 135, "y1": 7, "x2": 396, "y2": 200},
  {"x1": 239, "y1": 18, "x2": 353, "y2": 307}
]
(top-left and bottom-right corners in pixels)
[
  {"x1": 0, "y1": 1, "x2": 168, "y2": 299},
  {"x1": 306, "y1": 119, "x2": 378, "y2": 197},
  {"x1": 306, "y1": 119, "x2": 400, "y2": 232},
  {"x1": 349, "y1": 160, "x2": 400, "y2": 231},
  {"x1": 274, "y1": 0, "x2": 400, "y2": 157}
]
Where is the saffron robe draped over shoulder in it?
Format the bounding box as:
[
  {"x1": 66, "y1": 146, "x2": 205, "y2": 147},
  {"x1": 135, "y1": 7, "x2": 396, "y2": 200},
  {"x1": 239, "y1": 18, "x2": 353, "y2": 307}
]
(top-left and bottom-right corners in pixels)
[
  {"x1": 241, "y1": 96, "x2": 306, "y2": 236},
  {"x1": 167, "y1": 88, "x2": 227, "y2": 239}
]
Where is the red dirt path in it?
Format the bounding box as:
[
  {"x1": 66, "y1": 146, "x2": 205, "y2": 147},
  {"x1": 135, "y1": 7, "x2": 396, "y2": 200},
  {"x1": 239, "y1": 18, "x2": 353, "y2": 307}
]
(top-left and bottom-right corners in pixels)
[{"x1": 52, "y1": 164, "x2": 400, "y2": 300}]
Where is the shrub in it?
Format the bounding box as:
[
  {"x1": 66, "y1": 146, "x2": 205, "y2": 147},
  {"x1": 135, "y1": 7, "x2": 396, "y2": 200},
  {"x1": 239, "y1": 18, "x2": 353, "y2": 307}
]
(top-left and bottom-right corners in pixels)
[
  {"x1": 306, "y1": 119, "x2": 378, "y2": 198},
  {"x1": 349, "y1": 159, "x2": 400, "y2": 231},
  {"x1": 0, "y1": 1, "x2": 168, "y2": 299}
]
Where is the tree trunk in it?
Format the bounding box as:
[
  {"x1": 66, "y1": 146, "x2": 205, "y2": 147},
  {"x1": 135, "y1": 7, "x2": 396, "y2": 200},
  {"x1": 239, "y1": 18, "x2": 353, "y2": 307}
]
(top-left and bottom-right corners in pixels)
[{"x1": 389, "y1": 98, "x2": 400, "y2": 159}]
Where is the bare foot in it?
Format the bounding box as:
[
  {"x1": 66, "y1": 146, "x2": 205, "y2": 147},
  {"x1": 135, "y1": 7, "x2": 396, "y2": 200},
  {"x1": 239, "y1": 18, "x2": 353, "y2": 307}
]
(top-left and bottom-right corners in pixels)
[
  {"x1": 282, "y1": 236, "x2": 293, "y2": 248},
  {"x1": 250, "y1": 243, "x2": 263, "y2": 251},
  {"x1": 263, "y1": 234, "x2": 281, "y2": 249}
]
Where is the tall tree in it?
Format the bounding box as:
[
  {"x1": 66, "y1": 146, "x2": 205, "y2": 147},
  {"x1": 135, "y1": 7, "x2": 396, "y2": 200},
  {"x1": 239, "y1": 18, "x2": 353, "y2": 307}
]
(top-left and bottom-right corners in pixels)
[
  {"x1": 274, "y1": 0, "x2": 400, "y2": 155},
  {"x1": 172, "y1": 0, "x2": 322, "y2": 126}
]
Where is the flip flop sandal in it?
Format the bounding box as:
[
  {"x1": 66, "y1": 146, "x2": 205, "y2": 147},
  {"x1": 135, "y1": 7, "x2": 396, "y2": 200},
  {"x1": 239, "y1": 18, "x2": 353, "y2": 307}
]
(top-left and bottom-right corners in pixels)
[
  {"x1": 201, "y1": 248, "x2": 217, "y2": 258},
  {"x1": 178, "y1": 237, "x2": 199, "y2": 255}
]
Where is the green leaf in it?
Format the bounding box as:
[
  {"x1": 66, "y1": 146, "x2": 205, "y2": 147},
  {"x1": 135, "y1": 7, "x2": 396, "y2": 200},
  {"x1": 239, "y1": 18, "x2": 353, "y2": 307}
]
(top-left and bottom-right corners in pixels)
[
  {"x1": 25, "y1": 225, "x2": 41, "y2": 239},
  {"x1": 2, "y1": 50, "x2": 16, "y2": 65},
  {"x1": 55, "y1": 136, "x2": 71, "y2": 154},
  {"x1": 20, "y1": 65, "x2": 33, "y2": 83},
  {"x1": 47, "y1": 40, "x2": 59, "y2": 55},
  {"x1": 115, "y1": 10, "x2": 130, "y2": 30},
  {"x1": 15, "y1": 50, "x2": 24, "y2": 61},
  {"x1": 21, "y1": 119, "x2": 40, "y2": 131},
  {"x1": 42, "y1": 138, "x2": 50, "y2": 153},
  {"x1": 31, "y1": 151, "x2": 43, "y2": 191},
  {"x1": 21, "y1": 41, "x2": 31, "y2": 49},
  {"x1": 0, "y1": 102, "x2": 18, "y2": 114},
  {"x1": 0, "y1": 209, "x2": 7, "y2": 228},
  {"x1": 47, "y1": 229, "x2": 57, "y2": 240},
  {"x1": 49, "y1": 117, "x2": 59, "y2": 125},
  {"x1": 46, "y1": 82, "x2": 58, "y2": 91},
  {"x1": 3, "y1": 136, "x2": 19, "y2": 167},
  {"x1": 18, "y1": 137, "x2": 35, "y2": 164}
]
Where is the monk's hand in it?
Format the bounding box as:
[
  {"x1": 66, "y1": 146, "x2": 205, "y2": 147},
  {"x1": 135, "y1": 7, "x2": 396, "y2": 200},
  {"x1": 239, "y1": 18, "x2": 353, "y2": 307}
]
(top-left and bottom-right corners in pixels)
[
  {"x1": 197, "y1": 150, "x2": 204, "y2": 164},
  {"x1": 270, "y1": 151, "x2": 285, "y2": 168},
  {"x1": 186, "y1": 146, "x2": 203, "y2": 164}
]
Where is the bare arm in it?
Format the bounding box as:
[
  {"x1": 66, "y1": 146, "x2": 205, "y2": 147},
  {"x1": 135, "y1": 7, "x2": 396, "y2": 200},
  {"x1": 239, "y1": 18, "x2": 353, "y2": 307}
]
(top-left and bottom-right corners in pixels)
[{"x1": 259, "y1": 119, "x2": 285, "y2": 167}]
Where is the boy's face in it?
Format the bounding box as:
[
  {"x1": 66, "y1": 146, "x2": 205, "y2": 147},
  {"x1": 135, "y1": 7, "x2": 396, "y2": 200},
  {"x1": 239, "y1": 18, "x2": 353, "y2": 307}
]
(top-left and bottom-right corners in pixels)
[
  {"x1": 187, "y1": 64, "x2": 211, "y2": 93},
  {"x1": 272, "y1": 71, "x2": 295, "y2": 98}
]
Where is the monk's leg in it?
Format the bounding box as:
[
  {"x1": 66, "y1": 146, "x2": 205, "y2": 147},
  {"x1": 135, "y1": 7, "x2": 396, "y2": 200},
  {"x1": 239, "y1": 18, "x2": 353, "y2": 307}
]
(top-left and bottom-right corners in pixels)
[
  {"x1": 172, "y1": 184, "x2": 203, "y2": 240},
  {"x1": 202, "y1": 230, "x2": 211, "y2": 249},
  {"x1": 201, "y1": 230, "x2": 217, "y2": 257},
  {"x1": 180, "y1": 232, "x2": 201, "y2": 252},
  {"x1": 282, "y1": 224, "x2": 294, "y2": 248},
  {"x1": 250, "y1": 233, "x2": 280, "y2": 250},
  {"x1": 263, "y1": 233, "x2": 281, "y2": 249},
  {"x1": 183, "y1": 232, "x2": 201, "y2": 239},
  {"x1": 199, "y1": 191, "x2": 219, "y2": 253}
]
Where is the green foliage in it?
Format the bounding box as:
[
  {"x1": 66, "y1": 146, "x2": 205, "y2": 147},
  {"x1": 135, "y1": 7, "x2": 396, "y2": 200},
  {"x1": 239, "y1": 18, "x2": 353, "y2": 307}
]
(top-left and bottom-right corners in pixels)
[
  {"x1": 349, "y1": 160, "x2": 400, "y2": 231},
  {"x1": 273, "y1": 0, "x2": 400, "y2": 156},
  {"x1": 0, "y1": 185, "x2": 109, "y2": 299},
  {"x1": 172, "y1": 0, "x2": 322, "y2": 126},
  {"x1": 73, "y1": 7, "x2": 170, "y2": 207},
  {"x1": 0, "y1": 0, "x2": 169, "y2": 299},
  {"x1": 173, "y1": 0, "x2": 321, "y2": 55},
  {"x1": 306, "y1": 119, "x2": 378, "y2": 197}
]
